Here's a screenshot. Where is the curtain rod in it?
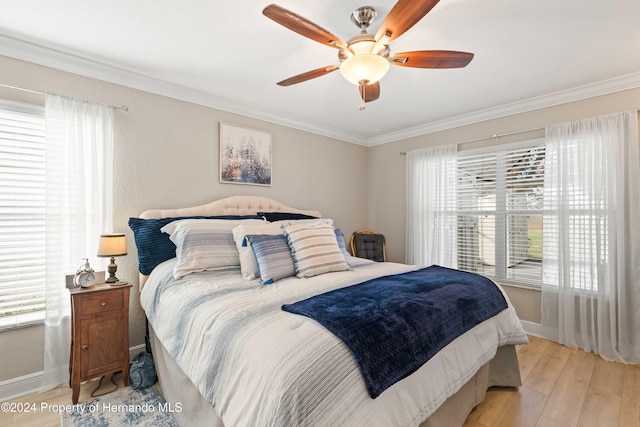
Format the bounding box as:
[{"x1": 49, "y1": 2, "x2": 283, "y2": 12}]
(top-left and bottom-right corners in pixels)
[
  {"x1": 399, "y1": 126, "x2": 544, "y2": 155},
  {"x1": 0, "y1": 82, "x2": 129, "y2": 112}
]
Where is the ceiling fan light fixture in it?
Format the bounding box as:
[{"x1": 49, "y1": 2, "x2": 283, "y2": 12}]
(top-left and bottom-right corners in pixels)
[
  {"x1": 340, "y1": 54, "x2": 390, "y2": 85},
  {"x1": 264, "y1": 2, "x2": 474, "y2": 101}
]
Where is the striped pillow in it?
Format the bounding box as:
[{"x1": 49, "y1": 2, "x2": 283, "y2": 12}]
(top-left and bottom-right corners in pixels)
[
  {"x1": 232, "y1": 223, "x2": 285, "y2": 280},
  {"x1": 283, "y1": 223, "x2": 349, "y2": 278},
  {"x1": 128, "y1": 215, "x2": 261, "y2": 275},
  {"x1": 246, "y1": 234, "x2": 296, "y2": 285},
  {"x1": 161, "y1": 218, "x2": 264, "y2": 279}
]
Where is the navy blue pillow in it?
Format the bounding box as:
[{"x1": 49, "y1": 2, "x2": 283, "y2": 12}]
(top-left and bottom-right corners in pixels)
[
  {"x1": 128, "y1": 215, "x2": 262, "y2": 275},
  {"x1": 259, "y1": 211, "x2": 318, "y2": 221}
]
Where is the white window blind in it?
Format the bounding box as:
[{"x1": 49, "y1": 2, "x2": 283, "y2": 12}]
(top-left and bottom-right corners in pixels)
[
  {"x1": 0, "y1": 100, "x2": 46, "y2": 329},
  {"x1": 456, "y1": 143, "x2": 545, "y2": 285}
]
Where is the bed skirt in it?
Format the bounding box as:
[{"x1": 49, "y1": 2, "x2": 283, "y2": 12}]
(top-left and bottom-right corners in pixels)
[{"x1": 149, "y1": 326, "x2": 522, "y2": 427}]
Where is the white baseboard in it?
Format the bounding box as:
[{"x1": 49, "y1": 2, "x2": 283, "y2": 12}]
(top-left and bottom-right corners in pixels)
[
  {"x1": 0, "y1": 371, "x2": 43, "y2": 402},
  {"x1": 520, "y1": 320, "x2": 543, "y2": 338},
  {"x1": 0, "y1": 343, "x2": 146, "y2": 402},
  {"x1": 128, "y1": 343, "x2": 147, "y2": 360}
]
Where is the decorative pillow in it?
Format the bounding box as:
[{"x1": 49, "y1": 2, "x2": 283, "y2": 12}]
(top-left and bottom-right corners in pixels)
[
  {"x1": 128, "y1": 215, "x2": 261, "y2": 275},
  {"x1": 335, "y1": 229, "x2": 350, "y2": 264},
  {"x1": 259, "y1": 212, "x2": 319, "y2": 222},
  {"x1": 283, "y1": 223, "x2": 349, "y2": 278},
  {"x1": 273, "y1": 218, "x2": 334, "y2": 227},
  {"x1": 232, "y1": 223, "x2": 285, "y2": 279},
  {"x1": 246, "y1": 234, "x2": 296, "y2": 285},
  {"x1": 161, "y1": 218, "x2": 264, "y2": 279}
]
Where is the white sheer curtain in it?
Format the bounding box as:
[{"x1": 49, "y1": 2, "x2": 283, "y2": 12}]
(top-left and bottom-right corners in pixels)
[
  {"x1": 40, "y1": 94, "x2": 114, "y2": 391},
  {"x1": 541, "y1": 111, "x2": 640, "y2": 363},
  {"x1": 406, "y1": 144, "x2": 458, "y2": 267}
]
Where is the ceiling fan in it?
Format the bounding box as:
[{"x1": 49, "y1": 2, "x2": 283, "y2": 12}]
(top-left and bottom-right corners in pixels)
[{"x1": 263, "y1": 0, "x2": 474, "y2": 105}]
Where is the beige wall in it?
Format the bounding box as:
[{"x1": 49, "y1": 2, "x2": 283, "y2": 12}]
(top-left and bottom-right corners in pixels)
[
  {"x1": 0, "y1": 55, "x2": 369, "y2": 382},
  {"x1": 368, "y1": 87, "x2": 640, "y2": 323},
  {"x1": 1, "y1": 52, "x2": 638, "y2": 384}
]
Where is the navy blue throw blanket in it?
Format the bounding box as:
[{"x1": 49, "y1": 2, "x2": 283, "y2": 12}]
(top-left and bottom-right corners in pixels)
[{"x1": 282, "y1": 265, "x2": 508, "y2": 398}]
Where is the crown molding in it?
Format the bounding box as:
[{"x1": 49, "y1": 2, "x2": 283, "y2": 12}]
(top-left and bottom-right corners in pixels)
[
  {"x1": 367, "y1": 71, "x2": 640, "y2": 146},
  {"x1": 0, "y1": 34, "x2": 369, "y2": 146},
  {"x1": 1, "y1": 33, "x2": 638, "y2": 148}
]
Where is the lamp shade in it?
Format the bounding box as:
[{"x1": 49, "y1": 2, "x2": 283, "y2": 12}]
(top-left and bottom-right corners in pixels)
[
  {"x1": 97, "y1": 233, "x2": 127, "y2": 257},
  {"x1": 339, "y1": 54, "x2": 390, "y2": 85}
]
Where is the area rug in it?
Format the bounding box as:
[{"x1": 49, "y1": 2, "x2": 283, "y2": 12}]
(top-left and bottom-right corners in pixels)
[{"x1": 61, "y1": 386, "x2": 179, "y2": 426}]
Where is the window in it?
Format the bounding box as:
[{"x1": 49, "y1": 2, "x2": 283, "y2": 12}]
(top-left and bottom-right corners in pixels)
[
  {"x1": 541, "y1": 134, "x2": 608, "y2": 292},
  {"x1": 408, "y1": 119, "x2": 627, "y2": 294},
  {"x1": 0, "y1": 100, "x2": 46, "y2": 329},
  {"x1": 456, "y1": 140, "x2": 545, "y2": 286}
]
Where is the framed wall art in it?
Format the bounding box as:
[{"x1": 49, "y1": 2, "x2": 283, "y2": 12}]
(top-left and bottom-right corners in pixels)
[{"x1": 219, "y1": 122, "x2": 272, "y2": 186}]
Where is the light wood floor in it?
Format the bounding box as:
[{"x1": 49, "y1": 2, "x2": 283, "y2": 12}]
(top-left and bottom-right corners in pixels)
[
  {"x1": 1, "y1": 336, "x2": 638, "y2": 427},
  {"x1": 464, "y1": 335, "x2": 640, "y2": 427}
]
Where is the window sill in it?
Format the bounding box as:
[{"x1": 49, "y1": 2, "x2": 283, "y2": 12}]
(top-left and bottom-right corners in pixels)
[
  {"x1": 0, "y1": 312, "x2": 45, "y2": 332},
  {"x1": 495, "y1": 280, "x2": 542, "y2": 292}
]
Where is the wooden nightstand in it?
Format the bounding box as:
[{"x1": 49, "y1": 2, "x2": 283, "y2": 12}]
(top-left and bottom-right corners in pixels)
[{"x1": 69, "y1": 283, "x2": 132, "y2": 404}]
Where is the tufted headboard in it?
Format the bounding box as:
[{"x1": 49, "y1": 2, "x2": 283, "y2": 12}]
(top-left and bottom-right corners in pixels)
[
  {"x1": 140, "y1": 195, "x2": 321, "y2": 219},
  {"x1": 137, "y1": 195, "x2": 322, "y2": 289}
]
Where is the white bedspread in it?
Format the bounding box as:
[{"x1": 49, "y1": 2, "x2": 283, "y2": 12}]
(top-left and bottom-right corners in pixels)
[{"x1": 140, "y1": 258, "x2": 528, "y2": 427}]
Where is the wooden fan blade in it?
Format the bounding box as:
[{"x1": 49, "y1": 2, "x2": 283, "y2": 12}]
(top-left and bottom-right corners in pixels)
[
  {"x1": 390, "y1": 51, "x2": 474, "y2": 68},
  {"x1": 263, "y1": 4, "x2": 346, "y2": 49},
  {"x1": 359, "y1": 81, "x2": 380, "y2": 103},
  {"x1": 375, "y1": 0, "x2": 440, "y2": 42},
  {"x1": 277, "y1": 65, "x2": 340, "y2": 86}
]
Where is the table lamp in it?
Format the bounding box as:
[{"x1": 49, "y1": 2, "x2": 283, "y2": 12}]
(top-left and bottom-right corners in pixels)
[{"x1": 97, "y1": 233, "x2": 127, "y2": 283}]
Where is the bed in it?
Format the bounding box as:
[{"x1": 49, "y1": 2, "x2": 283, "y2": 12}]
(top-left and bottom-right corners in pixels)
[{"x1": 134, "y1": 195, "x2": 528, "y2": 427}]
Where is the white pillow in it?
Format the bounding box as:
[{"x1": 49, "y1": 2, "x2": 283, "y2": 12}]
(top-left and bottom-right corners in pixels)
[
  {"x1": 232, "y1": 222, "x2": 285, "y2": 279},
  {"x1": 273, "y1": 218, "x2": 334, "y2": 227},
  {"x1": 161, "y1": 218, "x2": 264, "y2": 279},
  {"x1": 283, "y1": 222, "x2": 349, "y2": 278}
]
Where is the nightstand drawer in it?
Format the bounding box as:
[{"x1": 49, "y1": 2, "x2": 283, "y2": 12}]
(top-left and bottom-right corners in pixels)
[{"x1": 80, "y1": 292, "x2": 124, "y2": 315}]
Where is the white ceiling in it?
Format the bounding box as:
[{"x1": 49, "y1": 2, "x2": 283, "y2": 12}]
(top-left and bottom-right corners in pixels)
[{"x1": 1, "y1": 0, "x2": 639, "y2": 146}]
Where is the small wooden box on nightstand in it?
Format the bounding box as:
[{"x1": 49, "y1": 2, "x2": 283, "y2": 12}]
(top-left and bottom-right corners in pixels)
[{"x1": 69, "y1": 282, "x2": 132, "y2": 404}]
